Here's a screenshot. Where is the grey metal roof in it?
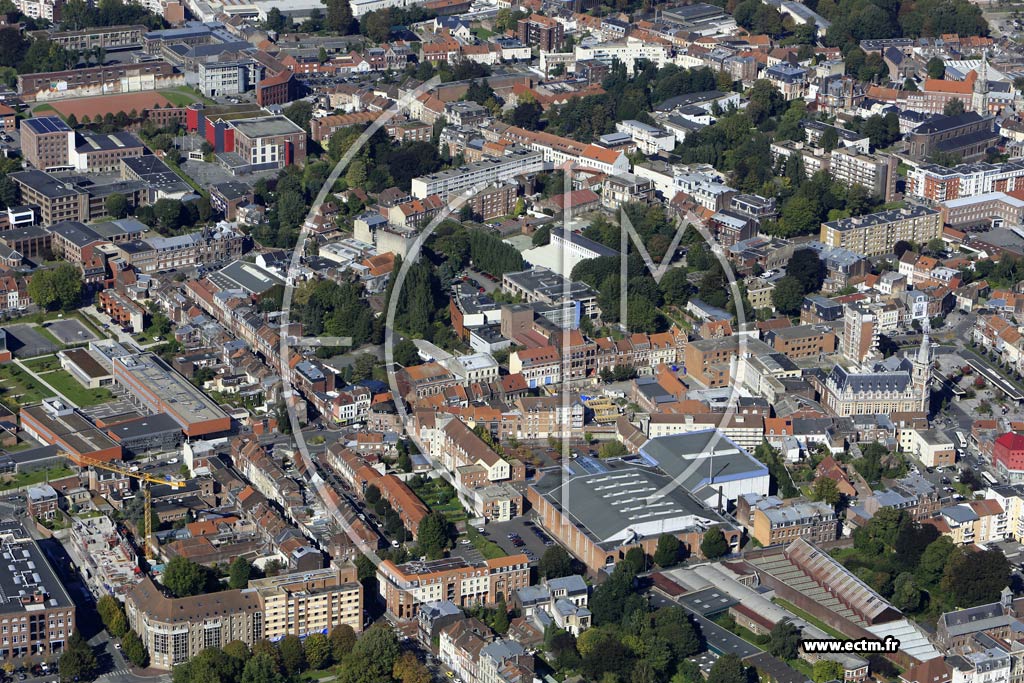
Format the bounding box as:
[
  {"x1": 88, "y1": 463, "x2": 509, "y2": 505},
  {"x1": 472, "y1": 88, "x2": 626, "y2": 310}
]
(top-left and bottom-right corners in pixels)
[{"x1": 638, "y1": 429, "x2": 769, "y2": 493}]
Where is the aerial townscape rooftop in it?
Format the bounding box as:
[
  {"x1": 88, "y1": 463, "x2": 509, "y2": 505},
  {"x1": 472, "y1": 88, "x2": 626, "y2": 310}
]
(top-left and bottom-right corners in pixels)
[{"x1": 3, "y1": 3, "x2": 1024, "y2": 683}]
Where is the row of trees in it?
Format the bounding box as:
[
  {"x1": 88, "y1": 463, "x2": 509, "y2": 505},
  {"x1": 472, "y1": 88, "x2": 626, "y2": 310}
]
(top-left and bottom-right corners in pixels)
[
  {"x1": 813, "y1": 0, "x2": 987, "y2": 48},
  {"x1": 170, "y1": 623, "x2": 415, "y2": 683},
  {"x1": 96, "y1": 596, "x2": 148, "y2": 667}
]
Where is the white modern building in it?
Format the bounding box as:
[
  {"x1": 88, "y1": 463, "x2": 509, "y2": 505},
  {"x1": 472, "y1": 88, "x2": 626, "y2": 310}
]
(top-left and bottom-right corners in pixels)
[{"x1": 410, "y1": 147, "x2": 544, "y2": 199}]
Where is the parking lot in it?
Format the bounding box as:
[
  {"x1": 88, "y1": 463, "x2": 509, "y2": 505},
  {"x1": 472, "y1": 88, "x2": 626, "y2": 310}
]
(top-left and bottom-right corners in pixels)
[
  {"x1": 44, "y1": 318, "x2": 98, "y2": 345},
  {"x1": 480, "y1": 516, "x2": 555, "y2": 565}
]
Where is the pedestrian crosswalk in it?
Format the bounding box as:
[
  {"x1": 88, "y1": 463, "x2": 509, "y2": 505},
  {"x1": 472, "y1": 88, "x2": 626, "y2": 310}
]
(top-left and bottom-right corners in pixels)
[{"x1": 97, "y1": 668, "x2": 133, "y2": 679}]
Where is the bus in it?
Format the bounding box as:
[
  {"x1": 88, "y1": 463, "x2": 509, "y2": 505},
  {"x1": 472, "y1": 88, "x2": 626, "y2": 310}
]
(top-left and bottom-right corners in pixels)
[
  {"x1": 954, "y1": 431, "x2": 968, "y2": 450},
  {"x1": 982, "y1": 471, "x2": 998, "y2": 486}
]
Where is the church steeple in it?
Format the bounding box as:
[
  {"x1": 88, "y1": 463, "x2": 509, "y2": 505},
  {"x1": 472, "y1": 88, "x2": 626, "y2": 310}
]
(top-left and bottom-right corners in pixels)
[{"x1": 973, "y1": 54, "x2": 990, "y2": 114}]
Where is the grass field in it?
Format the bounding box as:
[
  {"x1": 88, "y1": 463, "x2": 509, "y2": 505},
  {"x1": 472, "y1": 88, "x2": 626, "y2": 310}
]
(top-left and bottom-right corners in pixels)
[
  {"x1": 160, "y1": 90, "x2": 199, "y2": 107},
  {"x1": 38, "y1": 369, "x2": 114, "y2": 407},
  {"x1": 0, "y1": 364, "x2": 52, "y2": 408},
  {"x1": 22, "y1": 355, "x2": 61, "y2": 373}
]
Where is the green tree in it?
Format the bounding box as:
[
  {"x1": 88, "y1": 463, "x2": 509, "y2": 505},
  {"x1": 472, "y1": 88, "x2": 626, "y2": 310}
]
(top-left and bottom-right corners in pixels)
[
  {"x1": 590, "y1": 562, "x2": 636, "y2": 625},
  {"x1": 264, "y1": 7, "x2": 287, "y2": 30},
  {"x1": 153, "y1": 198, "x2": 183, "y2": 233},
  {"x1": 707, "y1": 654, "x2": 751, "y2": 683},
  {"x1": 820, "y1": 126, "x2": 840, "y2": 152},
  {"x1": 926, "y1": 57, "x2": 946, "y2": 79},
  {"x1": 539, "y1": 545, "x2": 574, "y2": 579},
  {"x1": 284, "y1": 100, "x2": 314, "y2": 133},
  {"x1": 359, "y1": 8, "x2": 393, "y2": 42},
  {"x1": 944, "y1": 98, "x2": 965, "y2": 116},
  {"x1": 104, "y1": 193, "x2": 129, "y2": 219},
  {"x1": 161, "y1": 555, "x2": 210, "y2": 597},
  {"x1": 28, "y1": 263, "x2": 83, "y2": 312},
  {"x1": 417, "y1": 511, "x2": 452, "y2": 559},
  {"x1": 787, "y1": 248, "x2": 825, "y2": 295},
  {"x1": 891, "y1": 572, "x2": 923, "y2": 613},
  {"x1": 654, "y1": 533, "x2": 682, "y2": 567},
  {"x1": 771, "y1": 276, "x2": 805, "y2": 316},
  {"x1": 121, "y1": 630, "x2": 148, "y2": 668},
  {"x1": 278, "y1": 634, "x2": 305, "y2": 676},
  {"x1": 812, "y1": 659, "x2": 844, "y2": 683},
  {"x1": 493, "y1": 600, "x2": 510, "y2": 634},
  {"x1": 767, "y1": 620, "x2": 801, "y2": 660},
  {"x1": 917, "y1": 536, "x2": 957, "y2": 590},
  {"x1": 325, "y1": 0, "x2": 354, "y2": 32},
  {"x1": 941, "y1": 548, "x2": 1010, "y2": 608},
  {"x1": 810, "y1": 477, "x2": 840, "y2": 505},
  {"x1": 599, "y1": 441, "x2": 629, "y2": 458},
  {"x1": 59, "y1": 631, "x2": 97, "y2": 683},
  {"x1": 97, "y1": 594, "x2": 128, "y2": 637},
  {"x1": 339, "y1": 624, "x2": 400, "y2": 683},
  {"x1": 224, "y1": 641, "x2": 251, "y2": 663},
  {"x1": 303, "y1": 633, "x2": 331, "y2": 670},
  {"x1": 241, "y1": 653, "x2": 285, "y2": 683},
  {"x1": 228, "y1": 556, "x2": 252, "y2": 590},
  {"x1": 511, "y1": 100, "x2": 543, "y2": 129},
  {"x1": 329, "y1": 624, "x2": 357, "y2": 662},
  {"x1": 700, "y1": 526, "x2": 730, "y2": 559}
]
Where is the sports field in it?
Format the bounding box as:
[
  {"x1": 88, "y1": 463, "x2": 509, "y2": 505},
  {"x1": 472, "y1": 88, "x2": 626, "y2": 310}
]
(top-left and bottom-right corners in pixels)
[{"x1": 35, "y1": 92, "x2": 175, "y2": 119}]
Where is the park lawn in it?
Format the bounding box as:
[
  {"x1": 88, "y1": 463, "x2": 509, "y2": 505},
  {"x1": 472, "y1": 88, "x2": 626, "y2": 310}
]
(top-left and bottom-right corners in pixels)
[
  {"x1": 473, "y1": 27, "x2": 494, "y2": 39},
  {"x1": 38, "y1": 369, "x2": 114, "y2": 407},
  {"x1": 0, "y1": 465, "x2": 74, "y2": 492},
  {"x1": 22, "y1": 355, "x2": 61, "y2": 373},
  {"x1": 0, "y1": 364, "x2": 51, "y2": 408},
  {"x1": 410, "y1": 476, "x2": 469, "y2": 523}
]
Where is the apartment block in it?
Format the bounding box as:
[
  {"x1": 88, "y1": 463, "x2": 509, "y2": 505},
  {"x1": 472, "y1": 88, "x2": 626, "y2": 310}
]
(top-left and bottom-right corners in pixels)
[
  {"x1": 21, "y1": 116, "x2": 73, "y2": 171},
  {"x1": 377, "y1": 555, "x2": 530, "y2": 619},
  {"x1": 764, "y1": 324, "x2": 837, "y2": 360},
  {"x1": 250, "y1": 564, "x2": 363, "y2": 639},
  {"x1": 842, "y1": 303, "x2": 878, "y2": 364},
  {"x1": 829, "y1": 147, "x2": 898, "y2": 203},
  {"x1": 0, "y1": 520, "x2": 75, "y2": 660},
  {"x1": 517, "y1": 15, "x2": 563, "y2": 51},
  {"x1": 126, "y1": 577, "x2": 263, "y2": 670},
  {"x1": 410, "y1": 147, "x2": 544, "y2": 199},
  {"x1": 737, "y1": 495, "x2": 839, "y2": 547},
  {"x1": 229, "y1": 115, "x2": 307, "y2": 169},
  {"x1": 819, "y1": 206, "x2": 942, "y2": 257}
]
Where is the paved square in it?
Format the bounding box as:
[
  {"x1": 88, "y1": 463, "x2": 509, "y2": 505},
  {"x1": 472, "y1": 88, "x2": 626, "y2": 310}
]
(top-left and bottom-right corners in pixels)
[
  {"x1": 4, "y1": 324, "x2": 57, "y2": 358},
  {"x1": 45, "y1": 319, "x2": 98, "y2": 345}
]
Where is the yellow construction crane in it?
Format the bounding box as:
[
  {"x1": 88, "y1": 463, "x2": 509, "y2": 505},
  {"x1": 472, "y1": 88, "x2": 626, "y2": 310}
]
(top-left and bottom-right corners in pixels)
[{"x1": 74, "y1": 456, "x2": 186, "y2": 561}]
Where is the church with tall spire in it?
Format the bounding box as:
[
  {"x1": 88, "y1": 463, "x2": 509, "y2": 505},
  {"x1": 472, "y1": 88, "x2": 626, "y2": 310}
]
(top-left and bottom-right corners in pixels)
[{"x1": 972, "y1": 54, "x2": 990, "y2": 114}]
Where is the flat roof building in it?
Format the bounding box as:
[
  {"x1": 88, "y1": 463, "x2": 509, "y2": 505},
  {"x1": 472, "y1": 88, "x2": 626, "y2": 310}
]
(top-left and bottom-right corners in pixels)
[
  {"x1": 112, "y1": 352, "x2": 231, "y2": 438},
  {"x1": 20, "y1": 397, "x2": 123, "y2": 465},
  {"x1": 0, "y1": 520, "x2": 76, "y2": 659}
]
